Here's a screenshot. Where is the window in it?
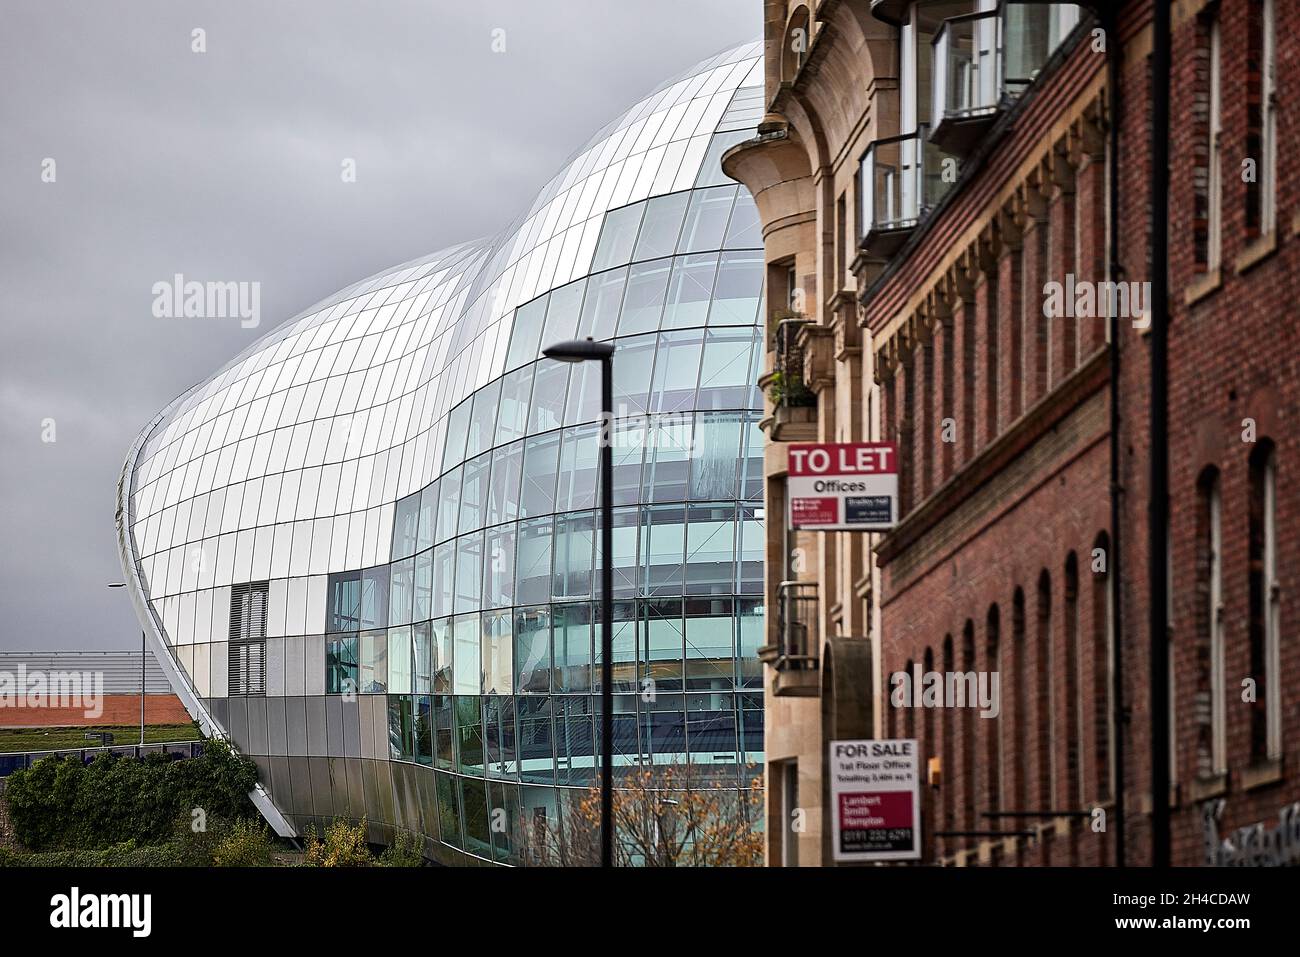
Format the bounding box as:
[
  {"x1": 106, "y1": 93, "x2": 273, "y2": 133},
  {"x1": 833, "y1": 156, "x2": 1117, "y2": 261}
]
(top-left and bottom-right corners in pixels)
[
  {"x1": 1196, "y1": 471, "x2": 1226, "y2": 777},
  {"x1": 1246, "y1": 0, "x2": 1277, "y2": 237},
  {"x1": 229, "y1": 581, "x2": 268, "y2": 696},
  {"x1": 1205, "y1": 13, "x2": 1223, "y2": 270},
  {"x1": 1248, "y1": 441, "x2": 1279, "y2": 760}
]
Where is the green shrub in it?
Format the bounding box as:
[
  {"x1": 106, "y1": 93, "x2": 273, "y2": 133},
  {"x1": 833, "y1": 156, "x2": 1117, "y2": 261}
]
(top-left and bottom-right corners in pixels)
[
  {"x1": 210, "y1": 818, "x2": 275, "y2": 867},
  {"x1": 304, "y1": 816, "x2": 374, "y2": 867},
  {"x1": 379, "y1": 827, "x2": 425, "y2": 867},
  {"x1": 4, "y1": 737, "x2": 259, "y2": 851}
]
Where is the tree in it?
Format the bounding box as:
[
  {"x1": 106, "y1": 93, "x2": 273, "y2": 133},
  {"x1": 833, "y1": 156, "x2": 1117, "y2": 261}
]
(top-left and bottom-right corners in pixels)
[{"x1": 516, "y1": 765, "x2": 763, "y2": 867}]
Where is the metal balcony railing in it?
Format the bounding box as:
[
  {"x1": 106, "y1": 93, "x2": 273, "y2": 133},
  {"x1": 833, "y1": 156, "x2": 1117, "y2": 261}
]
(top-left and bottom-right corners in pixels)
[
  {"x1": 859, "y1": 127, "x2": 953, "y2": 247},
  {"x1": 769, "y1": 316, "x2": 816, "y2": 409},
  {"x1": 932, "y1": 11, "x2": 1001, "y2": 127},
  {"x1": 776, "y1": 580, "x2": 819, "y2": 671}
]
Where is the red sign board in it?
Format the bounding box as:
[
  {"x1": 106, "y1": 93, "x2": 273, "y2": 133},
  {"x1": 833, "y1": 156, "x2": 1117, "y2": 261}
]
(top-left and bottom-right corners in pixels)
[{"x1": 787, "y1": 442, "x2": 899, "y2": 531}]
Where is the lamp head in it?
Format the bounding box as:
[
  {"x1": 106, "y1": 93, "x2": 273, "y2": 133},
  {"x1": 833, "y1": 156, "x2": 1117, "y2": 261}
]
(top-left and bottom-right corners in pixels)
[{"x1": 542, "y1": 337, "x2": 614, "y2": 362}]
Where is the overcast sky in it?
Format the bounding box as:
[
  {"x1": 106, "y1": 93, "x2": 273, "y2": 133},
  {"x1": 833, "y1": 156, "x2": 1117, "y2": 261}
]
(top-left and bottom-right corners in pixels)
[{"x1": 0, "y1": 0, "x2": 759, "y2": 652}]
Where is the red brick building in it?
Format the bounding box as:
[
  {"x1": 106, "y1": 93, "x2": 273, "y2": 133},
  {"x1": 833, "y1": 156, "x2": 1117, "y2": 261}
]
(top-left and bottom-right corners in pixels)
[{"x1": 730, "y1": 0, "x2": 1298, "y2": 866}]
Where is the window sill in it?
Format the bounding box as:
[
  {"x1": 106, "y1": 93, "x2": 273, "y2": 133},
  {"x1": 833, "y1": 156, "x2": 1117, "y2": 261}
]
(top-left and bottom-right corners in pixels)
[
  {"x1": 1183, "y1": 267, "x2": 1222, "y2": 307},
  {"x1": 1242, "y1": 756, "x2": 1284, "y2": 792},
  {"x1": 1187, "y1": 771, "x2": 1229, "y2": 803},
  {"x1": 1234, "y1": 230, "x2": 1278, "y2": 275}
]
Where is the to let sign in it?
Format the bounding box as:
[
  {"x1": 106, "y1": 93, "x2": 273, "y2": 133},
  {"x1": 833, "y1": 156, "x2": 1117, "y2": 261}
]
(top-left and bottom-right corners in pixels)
[
  {"x1": 829, "y1": 738, "x2": 921, "y2": 862},
  {"x1": 787, "y1": 442, "x2": 899, "y2": 531}
]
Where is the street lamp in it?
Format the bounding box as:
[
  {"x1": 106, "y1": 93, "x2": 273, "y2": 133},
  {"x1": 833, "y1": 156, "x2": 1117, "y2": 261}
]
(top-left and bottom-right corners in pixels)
[
  {"x1": 108, "y1": 582, "x2": 146, "y2": 747},
  {"x1": 542, "y1": 336, "x2": 615, "y2": 868}
]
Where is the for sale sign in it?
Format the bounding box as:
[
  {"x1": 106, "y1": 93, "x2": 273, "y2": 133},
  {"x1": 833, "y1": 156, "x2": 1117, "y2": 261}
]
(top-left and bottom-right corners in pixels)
[
  {"x1": 787, "y1": 442, "x2": 899, "y2": 531},
  {"x1": 829, "y1": 739, "x2": 921, "y2": 862}
]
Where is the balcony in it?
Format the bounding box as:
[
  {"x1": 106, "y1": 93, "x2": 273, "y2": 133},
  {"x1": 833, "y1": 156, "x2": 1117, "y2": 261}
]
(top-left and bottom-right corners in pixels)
[
  {"x1": 759, "y1": 581, "x2": 820, "y2": 697},
  {"x1": 930, "y1": 11, "x2": 1000, "y2": 153},
  {"x1": 766, "y1": 314, "x2": 817, "y2": 442},
  {"x1": 859, "y1": 127, "x2": 953, "y2": 259},
  {"x1": 931, "y1": 3, "x2": 1082, "y2": 155}
]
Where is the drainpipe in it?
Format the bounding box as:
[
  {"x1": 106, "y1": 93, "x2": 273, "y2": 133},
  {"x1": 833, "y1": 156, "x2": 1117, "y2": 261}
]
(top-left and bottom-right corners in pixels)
[
  {"x1": 1103, "y1": 4, "x2": 1126, "y2": 869},
  {"x1": 1147, "y1": 0, "x2": 1172, "y2": 868}
]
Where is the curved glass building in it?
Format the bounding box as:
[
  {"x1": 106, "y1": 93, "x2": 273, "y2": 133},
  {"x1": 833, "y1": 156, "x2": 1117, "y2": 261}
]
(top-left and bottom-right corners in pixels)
[{"x1": 117, "y1": 41, "x2": 766, "y2": 865}]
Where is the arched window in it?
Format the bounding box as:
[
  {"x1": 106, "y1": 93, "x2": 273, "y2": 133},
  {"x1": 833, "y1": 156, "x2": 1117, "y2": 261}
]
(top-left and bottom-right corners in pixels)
[
  {"x1": 780, "y1": 6, "x2": 812, "y2": 84},
  {"x1": 961, "y1": 621, "x2": 976, "y2": 840},
  {"x1": 903, "y1": 658, "x2": 916, "y2": 739},
  {"x1": 986, "y1": 604, "x2": 1002, "y2": 813},
  {"x1": 1064, "y1": 553, "x2": 1081, "y2": 806},
  {"x1": 1248, "y1": 441, "x2": 1279, "y2": 761},
  {"x1": 1012, "y1": 587, "x2": 1027, "y2": 811},
  {"x1": 941, "y1": 635, "x2": 955, "y2": 841},
  {"x1": 1036, "y1": 570, "x2": 1053, "y2": 807},
  {"x1": 1195, "y1": 469, "x2": 1225, "y2": 777},
  {"x1": 1090, "y1": 532, "x2": 1113, "y2": 800}
]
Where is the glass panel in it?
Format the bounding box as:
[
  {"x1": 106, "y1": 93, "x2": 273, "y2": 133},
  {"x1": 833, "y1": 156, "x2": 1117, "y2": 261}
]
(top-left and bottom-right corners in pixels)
[
  {"x1": 689, "y1": 412, "x2": 743, "y2": 500},
  {"x1": 611, "y1": 333, "x2": 656, "y2": 416},
  {"x1": 327, "y1": 571, "x2": 361, "y2": 633},
  {"x1": 482, "y1": 610, "x2": 514, "y2": 696},
  {"x1": 737, "y1": 597, "x2": 764, "y2": 688},
  {"x1": 495, "y1": 366, "x2": 534, "y2": 446},
  {"x1": 325, "y1": 634, "x2": 359, "y2": 694},
  {"x1": 576, "y1": 266, "x2": 627, "y2": 341},
  {"x1": 452, "y1": 614, "x2": 482, "y2": 696},
  {"x1": 434, "y1": 696, "x2": 455, "y2": 771},
  {"x1": 611, "y1": 418, "x2": 647, "y2": 507},
  {"x1": 644, "y1": 414, "x2": 694, "y2": 503},
  {"x1": 515, "y1": 516, "x2": 554, "y2": 606},
  {"x1": 514, "y1": 606, "x2": 551, "y2": 694},
  {"x1": 552, "y1": 602, "x2": 592, "y2": 692},
  {"x1": 389, "y1": 557, "x2": 414, "y2": 626},
  {"x1": 483, "y1": 695, "x2": 517, "y2": 779},
  {"x1": 413, "y1": 548, "x2": 433, "y2": 621},
  {"x1": 417, "y1": 480, "x2": 438, "y2": 552},
  {"x1": 554, "y1": 696, "x2": 595, "y2": 785},
  {"x1": 617, "y1": 259, "x2": 672, "y2": 336},
  {"x1": 458, "y1": 452, "x2": 491, "y2": 534},
  {"x1": 556, "y1": 425, "x2": 600, "y2": 511},
  {"x1": 632, "y1": 192, "x2": 690, "y2": 261},
  {"x1": 697, "y1": 328, "x2": 757, "y2": 410},
  {"x1": 519, "y1": 432, "x2": 560, "y2": 517},
  {"x1": 517, "y1": 697, "x2": 556, "y2": 784},
  {"x1": 642, "y1": 504, "x2": 686, "y2": 596},
  {"x1": 454, "y1": 532, "x2": 483, "y2": 612},
  {"x1": 442, "y1": 400, "x2": 471, "y2": 471},
  {"x1": 413, "y1": 621, "x2": 433, "y2": 693},
  {"x1": 388, "y1": 625, "x2": 413, "y2": 694},
  {"x1": 722, "y1": 191, "x2": 763, "y2": 248},
  {"x1": 678, "y1": 185, "x2": 737, "y2": 253},
  {"x1": 590, "y1": 202, "x2": 645, "y2": 271},
  {"x1": 360, "y1": 566, "x2": 389, "y2": 630},
  {"x1": 455, "y1": 698, "x2": 485, "y2": 776},
  {"x1": 539, "y1": 278, "x2": 586, "y2": 347},
  {"x1": 738, "y1": 504, "x2": 764, "y2": 594},
  {"x1": 431, "y1": 540, "x2": 455, "y2": 618},
  {"x1": 685, "y1": 505, "x2": 736, "y2": 596},
  {"x1": 649, "y1": 331, "x2": 704, "y2": 414},
  {"x1": 505, "y1": 295, "x2": 549, "y2": 370},
  {"x1": 610, "y1": 506, "x2": 641, "y2": 599},
  {"x1": 528, "y1": 360, "x2": 569, "y2": 434},
  {"x1": 414, "y1": 694, "x2": 433, "y2": 765},
  {"x1": 642, "y1": 599, "x2": 684, "y2": 693},
  {"x1": 660, "y1": 253, "x2": 719, "y2": 330},
  {"x1": 434, "y1": 465, "x2": 462, "y2": 544},
  {"x1": 552, "y1": 511, "x2": 595, "y2": 600},
  {"x1": 483, "y1": 524, "x2": 516, "y2": 609},
  {"x1": 432, "y1": 618, "x2": 453, "y2": 693},
  {"x1": 486, "y1": 440, "x2": 524, "y2": 526},
  {"x1": 359, "y1": 628, "x2": 388, "y2": 693},
  {"x1": 466, "y1": 381, "x2": 503, "y2": 460},
  {"x1": 708, "y1": 250, "x2": 764, "y2": 326},
  {"x1": 392, "y1": 492, "x2": 420, "y2": 560},
  {"x1": 435, "y1": 767, "x2": 460, "y2": 845},
  {"x1": 563, "y1": 356, "x2": 602, "y2": 425}
]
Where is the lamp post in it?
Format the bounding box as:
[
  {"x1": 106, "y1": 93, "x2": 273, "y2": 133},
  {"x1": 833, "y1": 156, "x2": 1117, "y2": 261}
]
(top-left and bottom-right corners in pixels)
[
  {"x1": 542, "y1": 336, "x2": 615, "y2": 868},
  {"x1": 108, "y1": 582, "x2": 145, "y2": 746}
]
